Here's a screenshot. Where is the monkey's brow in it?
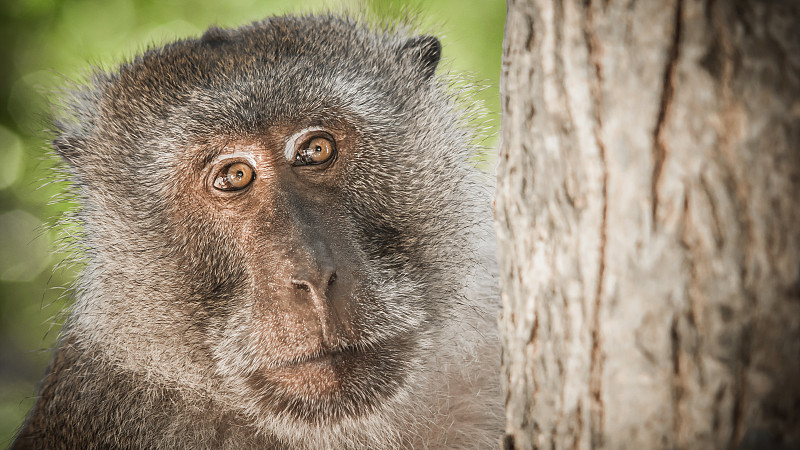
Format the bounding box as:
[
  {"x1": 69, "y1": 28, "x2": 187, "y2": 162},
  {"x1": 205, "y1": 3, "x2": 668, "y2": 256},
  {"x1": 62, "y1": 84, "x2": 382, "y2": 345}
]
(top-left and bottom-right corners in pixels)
[
  {"x1": 193, "y1": 140, "x2": 266, "y2": 169},
  {"x1": 198, "y1": 147, "x2": 225, "y2": 167},
  {"x1": 193, "y1": 140, "x2": 238, "y2": 168}
]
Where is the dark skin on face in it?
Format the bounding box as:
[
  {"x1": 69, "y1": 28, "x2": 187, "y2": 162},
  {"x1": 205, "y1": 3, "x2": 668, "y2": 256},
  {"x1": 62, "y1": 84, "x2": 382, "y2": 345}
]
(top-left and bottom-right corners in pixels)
[{"x1": 170, "y1": 120, "x2": 409, "y2": 415}]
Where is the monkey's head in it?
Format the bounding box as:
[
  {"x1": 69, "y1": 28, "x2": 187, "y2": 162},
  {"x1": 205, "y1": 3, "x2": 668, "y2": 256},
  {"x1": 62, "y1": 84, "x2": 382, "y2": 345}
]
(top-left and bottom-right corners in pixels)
[{"x1": 54, "y1": 15, "x2": 492, "y2": 442}]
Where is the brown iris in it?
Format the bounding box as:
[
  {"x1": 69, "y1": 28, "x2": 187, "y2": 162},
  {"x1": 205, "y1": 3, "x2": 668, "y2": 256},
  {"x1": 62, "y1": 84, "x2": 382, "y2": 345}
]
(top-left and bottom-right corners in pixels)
[
  {"x1": 213, "y1": 161, "x2": 255, "y2": 191},
  {"x1": 304, "y1": 137, "x2": 333, "y2": 164},
  {"x1": 294, "y1": 136, "x2": 336, "y2": 166}
]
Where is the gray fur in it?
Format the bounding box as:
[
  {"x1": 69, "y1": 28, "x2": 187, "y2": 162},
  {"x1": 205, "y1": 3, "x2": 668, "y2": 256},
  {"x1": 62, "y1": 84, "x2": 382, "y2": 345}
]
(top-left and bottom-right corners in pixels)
[{"x1": 13, "y1": 14, "x2": 500, "y2": 450}]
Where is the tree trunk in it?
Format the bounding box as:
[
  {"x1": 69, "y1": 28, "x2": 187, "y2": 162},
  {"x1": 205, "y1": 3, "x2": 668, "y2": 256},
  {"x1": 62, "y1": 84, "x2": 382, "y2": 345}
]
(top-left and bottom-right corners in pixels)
[{"x1": 496, "y1": 0, "x2": 800, "y2": 448}]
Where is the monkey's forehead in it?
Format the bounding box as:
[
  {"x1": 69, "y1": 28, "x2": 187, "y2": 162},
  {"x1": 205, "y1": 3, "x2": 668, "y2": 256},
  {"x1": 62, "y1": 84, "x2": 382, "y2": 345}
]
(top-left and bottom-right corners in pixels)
[
  {"x1": 52, "y1": 14, "x2": 461, "y2": 166},
  {"x1": 94, "y1": 15, "x2": 426, "y2": 117}
]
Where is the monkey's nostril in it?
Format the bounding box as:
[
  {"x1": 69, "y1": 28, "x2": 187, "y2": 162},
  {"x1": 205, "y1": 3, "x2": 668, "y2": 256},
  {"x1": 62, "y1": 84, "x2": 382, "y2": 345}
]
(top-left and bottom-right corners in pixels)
[
  {"x1": 292, "y1": 280, "x2": 311, "y2": 291},
  {"x1": 328, "y1": 272, "x2": 337, "y2": 286}
]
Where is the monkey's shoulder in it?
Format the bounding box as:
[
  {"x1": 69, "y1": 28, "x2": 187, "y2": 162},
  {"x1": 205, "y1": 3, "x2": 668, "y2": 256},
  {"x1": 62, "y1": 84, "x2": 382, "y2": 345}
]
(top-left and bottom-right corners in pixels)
[{"x1": 12, "y1": 336, "x2": 267, "y2": 449}]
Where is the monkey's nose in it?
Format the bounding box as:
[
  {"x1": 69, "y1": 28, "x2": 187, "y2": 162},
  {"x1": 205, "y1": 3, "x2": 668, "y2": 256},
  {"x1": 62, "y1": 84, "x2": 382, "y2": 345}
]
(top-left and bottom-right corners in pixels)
[
  {"x1": 289, "y1": 267, "x2": 349, "y2": 345},
  {"x1": 290, "y1": 268, "x2": 337, "y2": 294}
]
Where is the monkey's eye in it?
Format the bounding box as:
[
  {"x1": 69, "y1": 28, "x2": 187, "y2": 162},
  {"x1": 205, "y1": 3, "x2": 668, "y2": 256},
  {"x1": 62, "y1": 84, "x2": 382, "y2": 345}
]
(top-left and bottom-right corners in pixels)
[
  {"x1": 213, "y1": 162, "x2": 255, "y2": 191},
  {"x1": 293, "y1": 136, "x2": 336, "y2": 166}
]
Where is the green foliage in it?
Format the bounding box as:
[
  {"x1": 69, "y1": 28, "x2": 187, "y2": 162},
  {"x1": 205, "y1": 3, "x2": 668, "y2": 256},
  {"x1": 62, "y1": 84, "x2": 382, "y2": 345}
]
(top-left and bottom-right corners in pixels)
[{"x1": 0, "y1": 0, "x2": 505, "y2": 443}]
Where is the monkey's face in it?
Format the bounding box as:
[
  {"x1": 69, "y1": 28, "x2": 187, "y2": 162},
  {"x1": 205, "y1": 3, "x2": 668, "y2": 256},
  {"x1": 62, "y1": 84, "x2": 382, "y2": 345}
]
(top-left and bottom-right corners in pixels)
[
  {"x1": 58, "y1": 16, "x2": 475, "y2": 432},
  {"x1": 164, "y1": 107, "x2": 438, "y2": 424}
]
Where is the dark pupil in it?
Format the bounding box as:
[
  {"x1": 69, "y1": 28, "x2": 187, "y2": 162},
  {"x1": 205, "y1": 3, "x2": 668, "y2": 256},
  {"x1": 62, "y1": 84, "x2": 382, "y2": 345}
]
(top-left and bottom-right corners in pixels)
[
  {"x1": 315, "y1": 145, "x2": 322, "y2": 153},
  {"x1": 235, "y1": 170, "x2": 244, "y2": 179}
]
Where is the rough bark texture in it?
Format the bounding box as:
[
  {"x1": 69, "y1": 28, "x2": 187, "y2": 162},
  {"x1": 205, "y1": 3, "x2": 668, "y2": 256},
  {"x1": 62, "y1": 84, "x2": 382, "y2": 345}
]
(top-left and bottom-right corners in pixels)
[{"x1": 496, "y1": 1, "x2": 800, "y2": 449}]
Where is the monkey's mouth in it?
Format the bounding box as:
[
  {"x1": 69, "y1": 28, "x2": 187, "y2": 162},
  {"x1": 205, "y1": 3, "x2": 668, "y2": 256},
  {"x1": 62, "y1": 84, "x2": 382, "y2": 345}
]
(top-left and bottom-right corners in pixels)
[
  {"x1": 274, "y1": 344, "x2": 359, "y2": 370},
  {"x1": 249, "y1": 338, "x2": 409, "y2": 420},
  {"x1": 262, "y1": 344, "x2": 371, "y2": 394}
]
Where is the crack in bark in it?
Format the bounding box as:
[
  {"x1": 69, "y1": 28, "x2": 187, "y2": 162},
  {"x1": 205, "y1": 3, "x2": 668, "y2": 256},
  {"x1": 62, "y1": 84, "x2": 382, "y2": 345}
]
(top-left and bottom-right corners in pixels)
[
  {"x1": 651, "y1": 0, "x2": 684, "y2": 225},
  {"x1": 674, "y1": 183, "x2": 706, "y2": 447},
  {"x1": 524, "y1": 14, "x2": 535, "y2": 52},
  {"x1": 554, "y1": 0, "x2": 579, "y2": 213},
  {"x1": 552, "y1": 3, "x2": 579, "y2": 445},
  {"x1": 699, "y1": 172, "x2": 724, "y2": 249},
  {"x1": 584, "y1": 1, "x2": 607, "y2": 447},
  {"x1": 707, "y1": 2, "x2": 757, "y2": 445},
  {"x1": 732, "y1": 322, "x2": 753, "y2": 446},
  {"x1": 572, "y1": 400, "x2": 584, "y2": 450},
  {"x1": 670, "y1": 313, "x2": 684, "y2": 447}
]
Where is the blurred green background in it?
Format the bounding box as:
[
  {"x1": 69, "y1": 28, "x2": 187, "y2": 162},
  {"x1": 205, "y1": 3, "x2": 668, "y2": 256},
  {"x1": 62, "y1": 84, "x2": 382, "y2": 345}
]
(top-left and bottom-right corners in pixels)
[{"x1": 0, "y1": 0, "x2": 505, "y2": 443}]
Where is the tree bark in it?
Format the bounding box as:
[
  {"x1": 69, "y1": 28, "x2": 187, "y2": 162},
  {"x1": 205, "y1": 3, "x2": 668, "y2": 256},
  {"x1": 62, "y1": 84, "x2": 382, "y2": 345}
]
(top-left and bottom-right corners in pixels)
[{"x1": 496, "y1": 1, "x2": 800, "y2": 448}]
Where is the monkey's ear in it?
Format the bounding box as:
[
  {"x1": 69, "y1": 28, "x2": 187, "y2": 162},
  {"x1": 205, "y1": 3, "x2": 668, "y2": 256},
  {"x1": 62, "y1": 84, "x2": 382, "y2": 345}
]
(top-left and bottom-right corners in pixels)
[{"x1": 399, "y1": 35, "x2": 441, "y2": 81}]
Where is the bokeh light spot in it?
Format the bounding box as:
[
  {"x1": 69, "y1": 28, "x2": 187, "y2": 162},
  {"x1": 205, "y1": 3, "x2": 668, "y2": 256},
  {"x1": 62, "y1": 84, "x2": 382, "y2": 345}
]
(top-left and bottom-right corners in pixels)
[
  {"x1": 0, "y1": 210, "x2": 51, "y2": 282},
  {"x1": 0, "y1": 127, "x2": 23, "y2": 190}
]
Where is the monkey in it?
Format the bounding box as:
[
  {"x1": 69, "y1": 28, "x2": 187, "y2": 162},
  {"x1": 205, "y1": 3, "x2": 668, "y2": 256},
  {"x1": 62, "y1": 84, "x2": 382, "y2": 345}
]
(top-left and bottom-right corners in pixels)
[{"x1": 11, "y1": 14, "x2": 500, "y2": 450}]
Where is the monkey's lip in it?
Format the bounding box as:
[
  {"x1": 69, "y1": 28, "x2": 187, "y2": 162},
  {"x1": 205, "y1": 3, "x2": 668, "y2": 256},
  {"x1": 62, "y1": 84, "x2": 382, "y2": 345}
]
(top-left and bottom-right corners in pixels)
[
  {"x1": 263, "y1": 345, "x2": 369, "y2": 396},
  {"x1": 252, "y1": 338, "x2": 411, "y2": 413},
  {"x1": 272, "y1": 344, "x2": 360, "y2": 370}
]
